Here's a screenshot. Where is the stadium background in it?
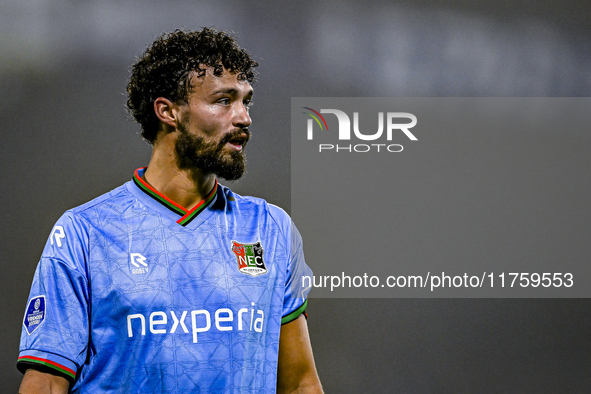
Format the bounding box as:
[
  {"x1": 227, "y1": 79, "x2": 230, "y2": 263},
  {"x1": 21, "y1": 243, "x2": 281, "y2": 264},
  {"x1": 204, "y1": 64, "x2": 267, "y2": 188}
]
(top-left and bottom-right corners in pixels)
[{"x1": 1, "y1": 0, "x2": 590, "y2": 392}]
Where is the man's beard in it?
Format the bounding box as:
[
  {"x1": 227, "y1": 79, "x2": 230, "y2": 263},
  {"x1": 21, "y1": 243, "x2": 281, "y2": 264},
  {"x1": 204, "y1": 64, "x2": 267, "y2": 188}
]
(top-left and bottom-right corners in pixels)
[{"x1": 175, "y1": 122, "x2": 250, "y2": 181}]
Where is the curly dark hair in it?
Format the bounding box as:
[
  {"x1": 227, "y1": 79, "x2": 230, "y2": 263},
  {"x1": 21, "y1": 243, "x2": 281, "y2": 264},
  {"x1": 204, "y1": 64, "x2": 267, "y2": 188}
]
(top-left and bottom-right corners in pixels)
[{"x1": 126, "y1": 27, "x2": 258, "y2": 144}]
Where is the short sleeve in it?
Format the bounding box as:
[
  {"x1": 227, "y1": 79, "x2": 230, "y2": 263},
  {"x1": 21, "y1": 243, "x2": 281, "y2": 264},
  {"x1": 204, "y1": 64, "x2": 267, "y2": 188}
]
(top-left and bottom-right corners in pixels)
[
  {"x1": 17, "y1": 212, "x2": 90, "y2": 383},
  {"x1": 281, "y1": 220, "x2": 313, "y2": 324}
]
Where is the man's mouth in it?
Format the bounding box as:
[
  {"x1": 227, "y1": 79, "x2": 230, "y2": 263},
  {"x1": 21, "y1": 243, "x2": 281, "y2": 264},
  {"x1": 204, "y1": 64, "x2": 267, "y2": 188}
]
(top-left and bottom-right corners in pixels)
[{"x1": 225, "y1": 131, "x2": 249, "y2": 150}]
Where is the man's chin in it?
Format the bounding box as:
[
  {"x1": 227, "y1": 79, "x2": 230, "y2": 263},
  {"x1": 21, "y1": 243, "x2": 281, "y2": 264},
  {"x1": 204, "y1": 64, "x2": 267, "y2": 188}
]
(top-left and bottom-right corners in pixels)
[
  {"x1": 203, "y1": 155, "x2": 247, "y2": 181},
  {"x1": 212, "y1": 170, "x2": 245, "y2": 181},
  {"x1": 216, "y1": 163, "x2": 246, "y2": 181}
]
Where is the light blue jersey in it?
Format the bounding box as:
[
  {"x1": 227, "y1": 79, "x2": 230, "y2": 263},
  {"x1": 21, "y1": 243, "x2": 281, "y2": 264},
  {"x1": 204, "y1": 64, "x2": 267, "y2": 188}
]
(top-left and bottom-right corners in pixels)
[{"x1": 18, "y1": 168, "x2": 312, "y2": 393}]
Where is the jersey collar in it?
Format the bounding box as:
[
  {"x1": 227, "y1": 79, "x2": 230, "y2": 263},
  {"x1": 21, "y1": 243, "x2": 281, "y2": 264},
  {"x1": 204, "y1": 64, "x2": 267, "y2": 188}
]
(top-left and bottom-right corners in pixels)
[{"x1": 132, "y1": 167, "x2": 218, "y2": 227}]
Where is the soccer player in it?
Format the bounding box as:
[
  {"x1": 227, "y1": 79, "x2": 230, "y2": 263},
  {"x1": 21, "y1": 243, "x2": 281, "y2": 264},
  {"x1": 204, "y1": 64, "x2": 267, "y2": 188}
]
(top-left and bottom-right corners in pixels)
[{"x1": 17, "y1": 28, "x2": 323, "y2": 394}]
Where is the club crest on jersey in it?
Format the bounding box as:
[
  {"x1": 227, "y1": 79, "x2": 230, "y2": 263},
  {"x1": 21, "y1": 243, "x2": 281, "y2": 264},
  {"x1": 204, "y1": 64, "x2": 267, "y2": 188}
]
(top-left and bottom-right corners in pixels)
[
  {"x1": 24, "y1": 295, "x2": 46, "y2": 335},
  {"x1": 231, "y1": 241, "x2": 267, "y2": 277}
]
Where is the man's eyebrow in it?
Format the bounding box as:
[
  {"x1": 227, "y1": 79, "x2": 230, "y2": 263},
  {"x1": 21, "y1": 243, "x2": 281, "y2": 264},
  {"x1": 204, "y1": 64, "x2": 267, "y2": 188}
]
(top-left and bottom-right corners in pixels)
[{"x1": 211, "y1": 88, "x2": 254, "y2": 97}]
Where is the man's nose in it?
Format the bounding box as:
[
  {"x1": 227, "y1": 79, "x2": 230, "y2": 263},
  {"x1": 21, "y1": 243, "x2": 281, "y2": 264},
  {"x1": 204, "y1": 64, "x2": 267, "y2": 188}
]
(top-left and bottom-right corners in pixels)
[{"x1": 233, "y1": 102, "x2": 252, "y2": 128}]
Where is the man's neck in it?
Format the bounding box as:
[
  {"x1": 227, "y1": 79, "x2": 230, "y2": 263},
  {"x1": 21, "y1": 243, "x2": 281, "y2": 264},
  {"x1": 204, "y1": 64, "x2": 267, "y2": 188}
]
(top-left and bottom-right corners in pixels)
[{"x1": 143, "y1": 139, "x2": 216, "y2": 211}]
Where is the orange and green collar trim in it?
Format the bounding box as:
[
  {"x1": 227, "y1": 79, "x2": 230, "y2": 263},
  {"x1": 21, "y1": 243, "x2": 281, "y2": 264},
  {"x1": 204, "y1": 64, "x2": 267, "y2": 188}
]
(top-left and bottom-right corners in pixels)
[{"x1": 133, "y1": 168, "x2": 218, "y2": 227}]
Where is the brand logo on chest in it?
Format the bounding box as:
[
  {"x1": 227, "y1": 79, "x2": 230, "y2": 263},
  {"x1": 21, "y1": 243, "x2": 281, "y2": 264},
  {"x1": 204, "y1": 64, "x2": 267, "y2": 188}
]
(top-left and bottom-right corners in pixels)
[
  {"x1": 130, "y1": 253, "x2": 148, "y2": 275},
  {"x1": 231, "y1": 241, "x2": 267, "y2": 277}
]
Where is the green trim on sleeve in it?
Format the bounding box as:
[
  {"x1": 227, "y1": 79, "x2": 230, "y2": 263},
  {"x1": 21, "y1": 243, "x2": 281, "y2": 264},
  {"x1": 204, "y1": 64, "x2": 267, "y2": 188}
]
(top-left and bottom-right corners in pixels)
[
  {"x1": 281, "y1": 299, "x2": 308, "y2": 325},
  {"x1": 17, "y1": 356, "x2": 76, "y2": 381}
]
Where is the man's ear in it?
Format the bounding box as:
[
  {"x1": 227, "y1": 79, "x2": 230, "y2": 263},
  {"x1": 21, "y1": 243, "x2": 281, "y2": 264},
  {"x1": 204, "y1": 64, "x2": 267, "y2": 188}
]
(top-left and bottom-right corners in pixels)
[{"x1": 154, "y1": 97, "x2": 180, "y2": 128}]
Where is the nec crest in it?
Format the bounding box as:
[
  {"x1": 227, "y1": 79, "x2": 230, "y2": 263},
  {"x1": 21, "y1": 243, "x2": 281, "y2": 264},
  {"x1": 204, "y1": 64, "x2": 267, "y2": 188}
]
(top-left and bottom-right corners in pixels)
[{"x1": 231, "y1": 240, "x2": 267, "y2": 277}]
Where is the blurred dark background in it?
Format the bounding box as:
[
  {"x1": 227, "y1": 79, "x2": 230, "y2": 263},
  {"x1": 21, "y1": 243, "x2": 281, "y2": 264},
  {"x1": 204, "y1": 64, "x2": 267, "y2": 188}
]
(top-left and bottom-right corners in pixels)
[{"x1": 1, "y1": 0, "x2": 590, "y2": 392}]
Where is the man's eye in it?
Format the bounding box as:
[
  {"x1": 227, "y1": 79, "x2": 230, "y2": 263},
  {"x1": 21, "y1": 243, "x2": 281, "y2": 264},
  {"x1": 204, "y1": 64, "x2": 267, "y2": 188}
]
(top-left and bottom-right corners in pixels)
[
  {"x1": 218, "y1": 98, "x2": 231, "y2": 105},
  {"x1": 244, "y1": 100, "x2": 253, "y2": 108}
]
